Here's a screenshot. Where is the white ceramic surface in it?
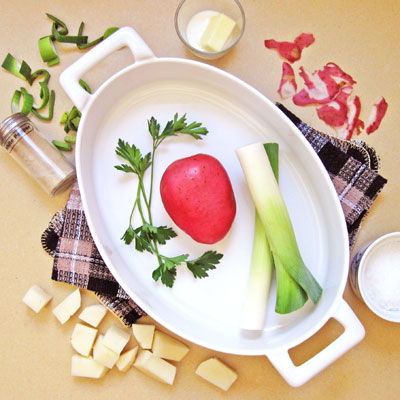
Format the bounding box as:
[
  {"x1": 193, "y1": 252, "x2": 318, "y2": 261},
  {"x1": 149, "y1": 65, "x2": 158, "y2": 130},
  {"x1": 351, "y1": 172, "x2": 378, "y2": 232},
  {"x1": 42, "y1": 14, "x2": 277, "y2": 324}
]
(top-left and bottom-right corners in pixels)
[{"x1": 60, "y1": 27, "x2": 365, "y2": 387}]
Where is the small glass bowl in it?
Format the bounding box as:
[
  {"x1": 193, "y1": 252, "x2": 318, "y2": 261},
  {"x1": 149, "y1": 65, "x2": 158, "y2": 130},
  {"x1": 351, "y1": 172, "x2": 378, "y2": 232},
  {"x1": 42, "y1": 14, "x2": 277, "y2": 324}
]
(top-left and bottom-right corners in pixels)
[
  {"x1": 175, "y1": 0, "x2": 245, "y2": 60},
  {"x1": 350, "y1": 232, "x2": 400, "y2": 323}
]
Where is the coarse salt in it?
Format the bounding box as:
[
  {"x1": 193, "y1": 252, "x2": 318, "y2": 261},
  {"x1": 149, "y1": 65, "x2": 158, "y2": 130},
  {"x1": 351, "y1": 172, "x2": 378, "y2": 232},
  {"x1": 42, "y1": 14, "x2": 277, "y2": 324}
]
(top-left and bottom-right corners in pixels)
[{"x1": 363, "y1": 239, "x2": 400, "y2": 312}]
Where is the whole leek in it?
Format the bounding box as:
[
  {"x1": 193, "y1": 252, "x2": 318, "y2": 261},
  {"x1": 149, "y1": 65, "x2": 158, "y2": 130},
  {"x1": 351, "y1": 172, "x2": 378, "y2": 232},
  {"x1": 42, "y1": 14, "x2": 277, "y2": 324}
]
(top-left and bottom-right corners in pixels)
[{"x1": 236, "y1": 142, "x2": 322, "y2": 315}]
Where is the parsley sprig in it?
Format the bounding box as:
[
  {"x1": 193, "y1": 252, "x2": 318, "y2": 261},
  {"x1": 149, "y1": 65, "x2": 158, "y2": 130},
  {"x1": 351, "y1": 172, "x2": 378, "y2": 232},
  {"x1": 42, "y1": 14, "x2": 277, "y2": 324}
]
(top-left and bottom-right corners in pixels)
[{"x1": 115, "y1": 113, "x2": 223, "y2": 288}]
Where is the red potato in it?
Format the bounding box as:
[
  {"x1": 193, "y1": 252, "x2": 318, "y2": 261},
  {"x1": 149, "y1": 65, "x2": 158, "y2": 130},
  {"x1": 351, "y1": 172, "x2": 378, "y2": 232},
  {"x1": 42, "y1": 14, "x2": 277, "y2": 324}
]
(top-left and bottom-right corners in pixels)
[{"x1": 160, "y1": 154, "x2": 236, "y2": 244}]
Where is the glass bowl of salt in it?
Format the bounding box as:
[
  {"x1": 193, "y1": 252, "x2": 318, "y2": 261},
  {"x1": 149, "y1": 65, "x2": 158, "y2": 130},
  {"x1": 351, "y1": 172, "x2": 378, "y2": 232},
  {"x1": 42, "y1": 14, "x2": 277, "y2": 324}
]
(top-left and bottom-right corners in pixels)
[
  {"x1": 350, "y1": 232, "x2": 400, "y2": 323},
  {"x1": 175, "y1": 0, "x2": 245, "y2": 60}
]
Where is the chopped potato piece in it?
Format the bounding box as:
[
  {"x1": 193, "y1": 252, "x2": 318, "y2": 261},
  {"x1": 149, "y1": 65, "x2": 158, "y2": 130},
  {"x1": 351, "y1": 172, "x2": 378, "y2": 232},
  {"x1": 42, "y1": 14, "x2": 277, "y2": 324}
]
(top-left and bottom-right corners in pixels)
[
  {"x1": 78, "y1": 304, "x2": 107, "y2": 328},
  {"x1": 152, "y1": 330, "x2": 189, "y2": 361},
  {"x1": 196, "y1": 357, "x2": 238, "y2": 391},
  {"x1": 52, "y1": 288, "x2": 81, "y2": 324},
  {"x1": 71, "y1": 354, "x2": 108, "y2": 379},
  {"x1": 93, "y1": 334, "x2": 119, "y2": 369},
  {"x1": 22, "y1": 284, "x2": 52, "y2": 313},
  {"x1": 133, "y1": 350, "x2": 176, "y2": 385},
  {"x1": 71, "y1": 322, "x2": 98, "y2": 356},
  {"x1": 102, "y1": 324, "x2": 131, "y2": 354},
  {"x1": 116, "y1": 346, "x2": 139, "y2": 372},
  {"x1": 132, "y1": 323, "x2": 155, "y2": 349}
]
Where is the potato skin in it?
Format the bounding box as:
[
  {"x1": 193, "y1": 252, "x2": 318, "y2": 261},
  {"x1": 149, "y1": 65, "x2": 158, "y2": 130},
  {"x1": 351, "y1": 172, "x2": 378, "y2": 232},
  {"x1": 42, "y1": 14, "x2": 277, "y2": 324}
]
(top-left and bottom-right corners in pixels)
[{"x1": 160, "y1": 154, "x2": 236, "y2": 244}]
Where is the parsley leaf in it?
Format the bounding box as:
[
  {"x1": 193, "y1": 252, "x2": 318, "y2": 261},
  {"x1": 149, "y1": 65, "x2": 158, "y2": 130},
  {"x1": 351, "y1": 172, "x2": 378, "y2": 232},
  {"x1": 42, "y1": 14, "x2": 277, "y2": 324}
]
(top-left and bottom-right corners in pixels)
[
  {"x1": 152, "y1": 254, "x2": 188, "y2": 288},
  {"x1": 186, "y1": 251, "x2": 223, "y2": 279},
  {"x1": 152, "y1": 264, "x2": 177, "y2": 288},
  {"x1": 114, "y1": 139, "x2": 151, "y2": 176},
  {"x1": 121, "y1": 226, "x2": 135, "y2": 245},
  {"x1": 151, "y1": 113, "x2": 209, "y2": 148},
  {"x1": 151, "y1": 225, "x2": 177, "y2": 245}
]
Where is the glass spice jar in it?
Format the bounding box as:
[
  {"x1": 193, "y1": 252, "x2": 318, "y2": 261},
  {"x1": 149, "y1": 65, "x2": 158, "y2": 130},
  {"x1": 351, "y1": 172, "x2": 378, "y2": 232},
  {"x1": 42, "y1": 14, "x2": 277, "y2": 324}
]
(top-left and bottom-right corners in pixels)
[{"x1": 0, "y1": 113, "x2": 76, "y2": 196}]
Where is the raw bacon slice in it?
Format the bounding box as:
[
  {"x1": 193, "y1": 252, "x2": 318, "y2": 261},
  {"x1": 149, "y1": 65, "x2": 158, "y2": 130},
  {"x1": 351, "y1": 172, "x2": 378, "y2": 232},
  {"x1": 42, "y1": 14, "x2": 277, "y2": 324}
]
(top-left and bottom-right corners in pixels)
[
  {"x1": 264, "y1": 33, "x2": 315, "y2": 63},
  {"x1": 278, "y1": 62, "x2": 297, "y2": 99},
  {"x1": 365, "y1": 97, "x2": 388, "y2": 134}
]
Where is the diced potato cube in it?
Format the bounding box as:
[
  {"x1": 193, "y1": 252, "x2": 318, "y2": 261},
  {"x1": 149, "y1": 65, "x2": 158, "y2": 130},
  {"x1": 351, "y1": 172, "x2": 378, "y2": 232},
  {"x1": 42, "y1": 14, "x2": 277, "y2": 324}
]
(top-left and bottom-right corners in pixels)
[
  {"x1": 152, "y1": 330, "x2": 189, "y2": 361},
  {"x1": 102, "y1": 324, "x2": 130, "y2": 354},
  {"x1": 52, "y1": 305, "x2": 70, "y2": 324},
  {"x1": 71, "y1": 354, "x2": 108, "y2": 379},
  {"x1": 71, "y1": 323, "x2": 98, "y2": 356},
  {"x1": 133, "y1": 350, "x2": 176, "y2": 385},
  {"x1": 132, "y1": 323, "x2": 155, "y2": 349},
  {"x1": 22, "y1": 284, "x2": 52, "y2": 313},
  {"x1": 78, "y1": 304, "x2": 107, "y2": 328},
  {"x1": 93, "y1": 334, "x2": 119, "y2": 369},
  {"x1": 52, "y1": 288, "x2": 81, "y2": 324},
  {"x1": 196, "y1": 358, "x2": 238, "y2": 391},
  {"x1": 116, "y1": 346, "x2": 139, "y2": 372}
]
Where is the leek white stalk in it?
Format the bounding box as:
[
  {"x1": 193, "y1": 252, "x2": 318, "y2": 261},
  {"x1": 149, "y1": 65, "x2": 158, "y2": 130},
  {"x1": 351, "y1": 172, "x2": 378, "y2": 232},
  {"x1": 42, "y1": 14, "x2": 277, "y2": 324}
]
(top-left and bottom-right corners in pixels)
[
  {"x1": 241, "y1": 213, "x2": 274, "y2": 330},
  {"x1": 236, "y1": 142, "x2": 322, "y2": 313},
  {"x1": 241, "y1": 143, "x2": 278, "y2": 329}
]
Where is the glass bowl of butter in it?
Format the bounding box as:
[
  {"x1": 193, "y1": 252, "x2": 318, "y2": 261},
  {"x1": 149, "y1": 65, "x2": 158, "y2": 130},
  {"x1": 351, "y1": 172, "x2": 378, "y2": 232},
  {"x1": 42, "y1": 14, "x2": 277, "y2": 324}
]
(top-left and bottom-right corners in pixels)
[{"x1": 175, "y1": 0, "x2": 245, "y2": 59}]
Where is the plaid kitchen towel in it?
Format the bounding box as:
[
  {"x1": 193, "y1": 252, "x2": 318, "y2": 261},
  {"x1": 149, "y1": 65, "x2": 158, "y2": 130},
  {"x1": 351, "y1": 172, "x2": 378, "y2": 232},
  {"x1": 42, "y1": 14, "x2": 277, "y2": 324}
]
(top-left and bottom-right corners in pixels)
[
  {"x1": 41, "y1": 105, "x2": 387, "y2": 326},
  {"x1": 41, "y1": 183, "x2": 146, "y2": 326}
]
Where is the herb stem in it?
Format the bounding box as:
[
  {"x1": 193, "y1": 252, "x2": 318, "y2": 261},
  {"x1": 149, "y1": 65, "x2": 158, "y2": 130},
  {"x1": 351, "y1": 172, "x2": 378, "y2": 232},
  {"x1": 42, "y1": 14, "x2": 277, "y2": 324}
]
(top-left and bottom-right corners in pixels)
[
  {"x1": 136, "y1": 177, "x2": 148, "y2": 225},
  {"x1": 128, "y1": 185, "x2": 141, "y2": 227}
]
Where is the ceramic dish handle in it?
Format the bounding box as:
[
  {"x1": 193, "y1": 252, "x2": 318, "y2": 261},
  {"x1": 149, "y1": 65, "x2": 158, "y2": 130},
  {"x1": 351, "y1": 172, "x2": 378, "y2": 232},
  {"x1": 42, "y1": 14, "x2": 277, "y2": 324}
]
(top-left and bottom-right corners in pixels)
[
  {"x1": 265, "y1": 299, "x2": 365, "y2": 387},
  {"x1": 59, "y1": 26, "x2": 155, "y2": 111}
]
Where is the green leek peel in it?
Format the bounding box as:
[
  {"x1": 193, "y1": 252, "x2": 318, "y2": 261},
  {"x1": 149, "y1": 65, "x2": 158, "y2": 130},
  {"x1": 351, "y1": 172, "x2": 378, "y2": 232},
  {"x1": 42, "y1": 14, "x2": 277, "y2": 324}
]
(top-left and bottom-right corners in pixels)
[
  {"x1": 2, "y1": 53, "x2": 31, "y2": 80},
  {"x1": 236, "y1": 142, "x2": 323, "y2": 317},
  {"x1": 38, "y1": 36, "x2": 59, "y2": 65},
  {"x1": 61, "y1": 105, "x2": 82, "y2": 133},
  {"x1": 31, "y1": 89, "x2": 55, "y2": 121},
  {"x1": 52, "y1": 139, "x2": 72, "y2": 151},
  {"x1": 11, "y1": 88, "x2": 34, "y2": 115},
  {"x1": 76, "y1": 23, "x2": 119, "y2": 50}
]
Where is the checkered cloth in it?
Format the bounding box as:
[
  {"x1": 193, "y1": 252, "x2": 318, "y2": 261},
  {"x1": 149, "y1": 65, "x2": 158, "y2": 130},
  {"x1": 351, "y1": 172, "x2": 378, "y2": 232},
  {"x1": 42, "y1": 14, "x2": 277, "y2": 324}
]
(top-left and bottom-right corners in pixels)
[
  {"x1": 41, "y1": 105, "x2": 387, "y2": 326},
  {"x1": 41, "y1": 183, "x2": 146, "y2": 326}
]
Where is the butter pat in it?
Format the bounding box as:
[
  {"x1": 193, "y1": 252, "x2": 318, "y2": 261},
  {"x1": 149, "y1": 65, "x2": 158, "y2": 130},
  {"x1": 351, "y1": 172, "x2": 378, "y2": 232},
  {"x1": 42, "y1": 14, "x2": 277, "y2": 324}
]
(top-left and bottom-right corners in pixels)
[{"x1": 200, "y1": 13, "x2": 236, "y2": 52}]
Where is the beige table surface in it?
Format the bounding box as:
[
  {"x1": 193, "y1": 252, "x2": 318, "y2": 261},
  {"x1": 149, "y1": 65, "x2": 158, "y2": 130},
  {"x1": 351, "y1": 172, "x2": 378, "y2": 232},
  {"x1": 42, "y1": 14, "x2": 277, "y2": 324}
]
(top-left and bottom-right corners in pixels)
[{"x1": 0, "y1": 1, "x2": 399, "y2": 399}]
